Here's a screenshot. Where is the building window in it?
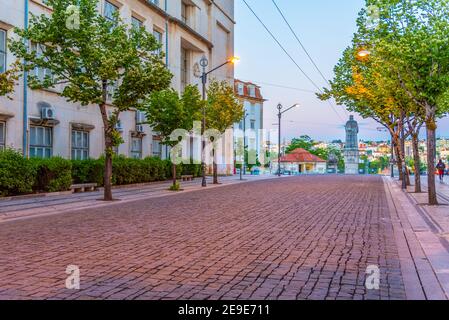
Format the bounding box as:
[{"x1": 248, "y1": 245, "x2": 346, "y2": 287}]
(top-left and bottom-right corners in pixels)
[
  {"x1": 250, "y1": 103, "x2": 256, "y2": 115},
  {"x1": 238, "y1": 121, "x2": 243, "y2": 130},
  {"x1": 0, "y1": 122, "x2": 5, "y2": 150},
  {"x1": 104, "y1": 1, "x2": 119, "y2": 22},
  {"x1": 71, "y1": 130, "x2": 89, "y2": 160},
  {"x1": 0, "y1": 29, "x2": 6, "y2": 74},
  {"x1": 181, "y1": 47, "x2": 189, "y2": 91},
  {"x1": 250, "y1": 120, "x2": 256, "y2": 130},
  {"x1": 30, "y1": 126, "x2": 53, "y2": 158},
  {"x1": 131, "y1": 16, "x2": 143, "y2": 30},
  {"x1": 237, "y1": 83, "x2": 244, "y2": 96},
  {"x1": 153, "y1": 29, "x2": 163, "y2": 55},
  {"x1": 30, "y1": 43, "x2": 52, "y2": 82},
  {"x1": 107, "y1": 81, "x2": 118, "y2": 101},
  {"x1": 148, "y1": 0, "x2": 160, "y2": 6},
  {"x1": 248, "y1": 85, "x2": 256, "y2": 97},
  {"x1": 152, "y1": 137, "x2": 162, "y2": 158},
  {"x1": 131, "y1": 137, "x2": 142, "y2": 159},
  {"x1": 181, "y1": 2, "x2": 188, "y2": 25}
]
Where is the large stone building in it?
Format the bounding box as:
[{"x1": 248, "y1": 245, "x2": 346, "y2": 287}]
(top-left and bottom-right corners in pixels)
[{"x1": 0, "y1": 0, "x2": 235, "y2": 160}]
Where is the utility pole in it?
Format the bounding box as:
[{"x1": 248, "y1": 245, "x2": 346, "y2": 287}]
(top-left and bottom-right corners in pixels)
[
  {"x1": 277, "y1": 103, "x2": 300, "y2": 177},
  {"x1": 199, "y1": 56, "x2": 239, "y2": 187}
]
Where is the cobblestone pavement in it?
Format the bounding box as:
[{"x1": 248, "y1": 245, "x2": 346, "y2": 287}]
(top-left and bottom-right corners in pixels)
[{"x1": 0, "y1": 175, "x2": 407, "y2": 300}]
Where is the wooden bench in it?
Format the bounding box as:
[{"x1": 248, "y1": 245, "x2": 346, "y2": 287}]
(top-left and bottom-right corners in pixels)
[
  {"x1": 181, "y1": 175, "x2": 194, "y2": 182},
  {"x1": 71, "y1": 183, "x2": 98, "y2": 193}
]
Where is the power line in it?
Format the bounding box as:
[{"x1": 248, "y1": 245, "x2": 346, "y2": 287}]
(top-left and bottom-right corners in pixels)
[
  {"x1": 271, "y1": 0, "x2": 330, "y2": 87},
  {"x1": 241, "y1": 0, "x2": 346, "y2": 123},
  {"x1": 167, "y1": 63, "x2": 318, "y2": 94},
  {"x1": 271, "y1": 0, "x2": 350, "y2": 119},
  {"x1": 241, "y1": 0, "x2": 322, "y2": 92}
]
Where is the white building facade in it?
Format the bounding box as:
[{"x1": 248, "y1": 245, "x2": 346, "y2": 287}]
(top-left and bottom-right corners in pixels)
[
  {"x1": 0, "y1": 0, "x2": 235, "y2": 161},
  {"x1": 233, "y1": 79, "x2": 265, "y2": 158}
]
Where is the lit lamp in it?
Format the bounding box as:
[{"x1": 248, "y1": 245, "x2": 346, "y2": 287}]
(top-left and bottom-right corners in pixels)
[
  {"x1": 199, "y1": 55, "x2": 240, "y2": 187},
  {"x1": 357, "y1": 49, "x2": 371, "y2": 57}
]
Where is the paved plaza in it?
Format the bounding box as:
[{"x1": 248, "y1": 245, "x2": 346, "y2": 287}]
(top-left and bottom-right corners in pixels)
[{"x1": 0, "y1": 175, "x2": 448, "y2": 300}]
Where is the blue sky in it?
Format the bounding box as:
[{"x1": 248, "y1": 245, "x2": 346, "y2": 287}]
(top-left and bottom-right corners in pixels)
[{"x1": 234, "y1": 0, "x2": 449, "y2": 142}]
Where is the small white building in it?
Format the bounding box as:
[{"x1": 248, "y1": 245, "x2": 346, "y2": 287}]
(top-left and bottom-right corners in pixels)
[{"x1": 274, "y1": 148, "x2": 327, "y2": 174}]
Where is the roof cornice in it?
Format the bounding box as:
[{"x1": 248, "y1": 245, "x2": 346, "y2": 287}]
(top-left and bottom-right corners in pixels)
[{"x1": 139, "y1": 0, "x2": 214, "y2": 49}]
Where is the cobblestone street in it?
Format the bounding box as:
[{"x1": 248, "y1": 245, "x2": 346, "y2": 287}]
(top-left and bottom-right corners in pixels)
[{"x1": 0, "y1": 176, "x2": 421, "y2": 300}]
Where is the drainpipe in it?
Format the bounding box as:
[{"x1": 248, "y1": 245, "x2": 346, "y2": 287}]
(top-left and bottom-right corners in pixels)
[
  {"x1": 164, "y1": 0, "x2": 168, "y2": 67},
  {"x1": 22, "y1": 0, "x2": 29, "y2": 157}
]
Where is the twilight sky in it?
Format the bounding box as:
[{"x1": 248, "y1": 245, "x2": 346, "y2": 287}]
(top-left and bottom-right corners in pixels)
[{"x1": 234, "y1": 0, "x2": 449, "y2": 142}]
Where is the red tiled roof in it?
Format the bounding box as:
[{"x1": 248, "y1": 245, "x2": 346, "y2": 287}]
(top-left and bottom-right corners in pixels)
[
  {"x1": 279, "y1": 148, "x2": 326, "y2": 163},
  {"x1": 234, "y1": 79, "x2": 265, "y2": 101}
]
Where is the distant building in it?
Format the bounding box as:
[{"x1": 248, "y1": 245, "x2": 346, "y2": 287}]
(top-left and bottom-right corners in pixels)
[
  {"x1": 344, "y1": 115, "x2": 359, "y2": 174},
  {"x1": 274, "y1": 148, "x2": 326, "y2": 174},
  {"x1": 234, "y1": 80, "x2": 265, "y2": 156}
]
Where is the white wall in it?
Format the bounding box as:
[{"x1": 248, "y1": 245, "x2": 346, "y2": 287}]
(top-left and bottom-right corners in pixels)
[{"x1": 0, "y1": 0, "x2": 235, "y2": 161}]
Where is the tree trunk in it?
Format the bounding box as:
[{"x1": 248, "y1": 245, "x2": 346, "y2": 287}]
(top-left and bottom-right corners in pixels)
[
  {"x1": 172, "y1": 163, "x2": 177, "y2": 188},
  {"x1": 427, "y1": 126, "x2": 438, "y2": 205},
  {"x1": 103, "y1": 140, "x2": 113, "y2": 201},
  {"x1": 394, "y1": 143, "x2": 403, "y2": 182},
  {"x1": 412, "y1": 133, "x2": 422, "y2": 193},
  {"x1": 405, "y1": 166, "x2": 411, "y2": 186},
  {"x1": 213, "y1": 148, "x2": 219, "y2": 184}
]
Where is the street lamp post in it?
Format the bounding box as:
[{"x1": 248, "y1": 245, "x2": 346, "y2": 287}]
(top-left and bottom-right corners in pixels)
[
  {"x1": 277, "y1": 103, "x2": 300, "y2": 177},
  {"x1": 199, "y1": 56, "x2": 239, "y2": 187},
  {"x1": 240, "y1": 113, "x2": 249, "y2": 180}
]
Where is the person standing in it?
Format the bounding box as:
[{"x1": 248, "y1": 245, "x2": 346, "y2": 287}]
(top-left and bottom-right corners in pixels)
[{"x1": 437, "y1": 159, "x2": 446, "y2": 182}]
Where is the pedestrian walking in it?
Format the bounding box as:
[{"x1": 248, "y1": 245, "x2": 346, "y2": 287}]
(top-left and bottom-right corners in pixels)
[{"x1": 437, "y1": 159, "x2": 446, "y2": 182}]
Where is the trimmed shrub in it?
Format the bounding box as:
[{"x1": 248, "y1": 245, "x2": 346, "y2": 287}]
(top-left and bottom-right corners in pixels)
[
  {"x1": 71, "y1": 158, "x2": 104, "y2": 185},
  {"x1": 182, "y1": 164, "x2": 202, "y2": 177},
  {"x1": 71, "y1": 156, "x2": 174, "y2": 186},
  {"x1": 31, "y1": 157, "x2": 72, "y2": 193},
  {"x1": 163, "y1": 159, "x2": 183, "y2": 179},
  {"x1": 0, "y1": 149, "x2": 36, "y2": 196}
]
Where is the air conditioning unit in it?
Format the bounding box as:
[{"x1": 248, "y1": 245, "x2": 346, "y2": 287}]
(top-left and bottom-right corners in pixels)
[
  {"x1": 136, "y1": 124, "x2": 145, "y2": 133},
  {"x1": 41, "y1": 107, "x2": 56, "y2": 120}
]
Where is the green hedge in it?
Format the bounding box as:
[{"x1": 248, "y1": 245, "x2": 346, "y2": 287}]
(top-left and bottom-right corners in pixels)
[
  {"x1": 0, "y1": 149, "x2": 195, "y2": 197},
  {"x1": 71, "y1": 156, "x2": 182, "y2": 186},
  {"x1": 71, "y1": 158, "x2": 104, "y2": 185},
  {"x1": 30, "y1": 157, "x2": 72, "y2": 193},
  {"x1": 181, "y1": 164, "x2": 202, "y2": 177},
  {"x1": 0, "y1": 149, "x2": 36, "y2": 196}
]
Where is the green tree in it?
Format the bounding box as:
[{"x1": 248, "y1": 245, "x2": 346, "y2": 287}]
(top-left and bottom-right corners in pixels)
[
  {"x1": 285, "y1": 135, "x2": 315, "y2": 154},
  {"x1": 0, "y1": 61, "x2": 20, "y2": 98},
  {"x1": 205, "y1": 79, "x2": 244, "y2": 184},
  {"x1": 364, "y1": 0, "x2": 449, "y2": 203},
  {"x1": 143, "y1": 85, "x2": 202, "y2": 189},
  {"x1": 9, "y1": 0, "x2": 172, "y2": 201}
]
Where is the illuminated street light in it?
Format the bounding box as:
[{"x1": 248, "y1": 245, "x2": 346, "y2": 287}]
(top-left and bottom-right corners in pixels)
[{"x1": 199, "y1": 56, "x2": 241, "y2": 187}]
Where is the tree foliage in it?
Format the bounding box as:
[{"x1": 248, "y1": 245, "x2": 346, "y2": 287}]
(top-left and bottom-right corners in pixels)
[
  {"x1": 143, "y1": 85, "x2": 202, "y2": 188},
  {"x1": 0, "y1": 61, "x2": 20, "y2": 99},
  {"x1": 9, "y1": 0, "x2": 172, "y2": 200}
]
